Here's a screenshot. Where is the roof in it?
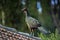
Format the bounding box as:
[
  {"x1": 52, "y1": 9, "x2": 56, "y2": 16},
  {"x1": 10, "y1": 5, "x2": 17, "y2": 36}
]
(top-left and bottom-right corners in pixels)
[{"x1": 0, "y1": 24, "x2": 41, "y2": 40}]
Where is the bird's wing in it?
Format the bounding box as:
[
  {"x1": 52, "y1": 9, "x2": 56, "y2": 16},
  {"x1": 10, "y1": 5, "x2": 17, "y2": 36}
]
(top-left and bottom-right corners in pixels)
[{"x1": 26, "y1": 16, "x2": 40, "y2": 27}]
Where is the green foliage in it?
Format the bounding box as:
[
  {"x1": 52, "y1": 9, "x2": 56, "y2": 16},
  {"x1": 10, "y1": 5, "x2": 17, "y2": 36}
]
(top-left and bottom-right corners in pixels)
[{"x1": 38, "y1": 29, "x2": 60, "y2": 40}]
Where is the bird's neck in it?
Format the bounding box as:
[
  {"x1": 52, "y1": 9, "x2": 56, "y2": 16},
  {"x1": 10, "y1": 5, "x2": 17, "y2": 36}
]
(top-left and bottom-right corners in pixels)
[
  {"x1": 24, "y1": 11, "x2": 30, "y2": 18},
  {"x1": 25, "y1": 12, "x2": 28, "y2": 17}
]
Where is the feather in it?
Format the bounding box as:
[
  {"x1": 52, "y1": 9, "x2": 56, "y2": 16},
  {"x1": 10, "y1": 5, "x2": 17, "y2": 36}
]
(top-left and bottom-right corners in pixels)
[{"x1": 26, "y1": 16, "x2": 41, "y2": 29}]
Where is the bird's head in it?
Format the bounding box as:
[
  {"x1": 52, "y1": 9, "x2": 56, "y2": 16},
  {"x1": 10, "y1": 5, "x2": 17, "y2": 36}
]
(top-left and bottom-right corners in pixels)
[
  {"x1": 21, "y1": 7, "x2": 30, "y2": 16},
  {"x1": 21, "y1": 7, "x2": 28, "y2": 14}
]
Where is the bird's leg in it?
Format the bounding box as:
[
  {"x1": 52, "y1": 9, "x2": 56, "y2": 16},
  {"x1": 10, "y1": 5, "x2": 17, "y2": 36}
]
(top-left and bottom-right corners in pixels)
[
  {"x1": 32, "y1": 29, "x2": 34, "y2": 36},
  {"x1": 30, "y1": 29, "x2": 34, "y2": 36}
]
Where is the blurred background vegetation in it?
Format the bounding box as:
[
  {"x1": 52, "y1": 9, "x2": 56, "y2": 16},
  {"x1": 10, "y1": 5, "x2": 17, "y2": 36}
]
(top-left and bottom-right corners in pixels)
[
  {"x1": 0, "y1": 0, "x2": 60, "y2": 39},
  {"x1": 0, "y1": 0, "x2": 52, "y2": 32}
]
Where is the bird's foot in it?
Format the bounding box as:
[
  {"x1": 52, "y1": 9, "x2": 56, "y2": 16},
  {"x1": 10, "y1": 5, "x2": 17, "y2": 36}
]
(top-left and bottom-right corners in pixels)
[{"x1": 29, "y1": 32, "x2": 34, "y2": 37}]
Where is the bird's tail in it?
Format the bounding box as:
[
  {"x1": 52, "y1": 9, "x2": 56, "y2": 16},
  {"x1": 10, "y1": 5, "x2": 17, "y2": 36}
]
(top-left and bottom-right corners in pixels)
[{"x1": 37, "y1": 26, "x2": 51, "y2": 34}]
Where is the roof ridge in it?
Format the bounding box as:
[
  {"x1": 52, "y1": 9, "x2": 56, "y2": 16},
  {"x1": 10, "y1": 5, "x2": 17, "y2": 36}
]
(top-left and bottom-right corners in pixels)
[{"x1": 0, "y1": 24, "x2": 41, "y2": 40}]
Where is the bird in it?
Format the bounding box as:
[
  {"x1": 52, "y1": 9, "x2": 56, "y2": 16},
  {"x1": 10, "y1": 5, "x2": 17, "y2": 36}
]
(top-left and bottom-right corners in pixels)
[{"x1": 21, "y1": 8, "x2": 50, "y2": 36}]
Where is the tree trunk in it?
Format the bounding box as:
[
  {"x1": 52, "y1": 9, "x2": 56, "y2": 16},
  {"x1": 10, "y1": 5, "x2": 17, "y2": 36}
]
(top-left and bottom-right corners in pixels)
[
  {"x1": 51, "y1": 0, "x2": 60, "y2": 33},
  {"x1": 1, "y1": 10, "x2": 5, "y2": 25}
]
